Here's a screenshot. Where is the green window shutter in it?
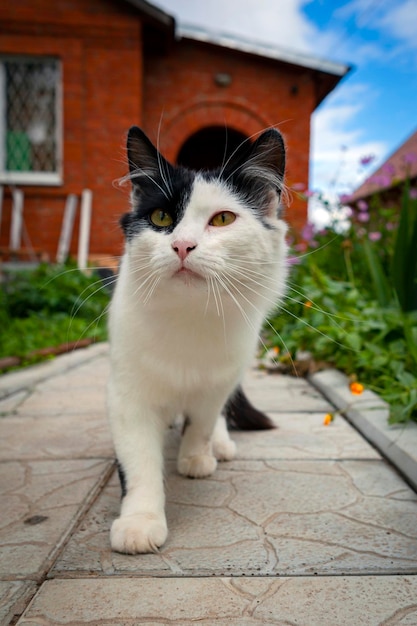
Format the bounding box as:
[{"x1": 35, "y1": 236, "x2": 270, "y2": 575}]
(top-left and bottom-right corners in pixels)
[{"x1": 6, "y1": 130, "x2": 31, "y2": 171}]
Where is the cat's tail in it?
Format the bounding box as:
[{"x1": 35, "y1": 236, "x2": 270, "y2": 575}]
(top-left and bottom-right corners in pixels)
[{"x1": 223, "y1": 386, "x2": 275, "y2": 430}]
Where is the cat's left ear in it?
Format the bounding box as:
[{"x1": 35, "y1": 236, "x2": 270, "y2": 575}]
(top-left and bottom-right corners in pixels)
[
  {"x1": 126, "y1": 126, "x2": 173, "y2": 185},
  {"x1": 240, "y1": 128, "x2": 286, "y2": 190},
  {"x1": 225, "y1": 128, "x2": 286, "y2": 217}
]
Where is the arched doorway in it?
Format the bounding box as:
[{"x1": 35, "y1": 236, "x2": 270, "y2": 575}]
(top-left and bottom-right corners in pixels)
[{"x1": 176, "y1": 126, "x2": 248, "y2": 170}]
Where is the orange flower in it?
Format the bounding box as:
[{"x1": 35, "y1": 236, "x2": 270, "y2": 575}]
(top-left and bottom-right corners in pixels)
[
  {"x1": 323, "y1": 413, "x2": 334, "y2": 426},
  {"x1": 304, "y1": 301, "x2": 313, "y2": 308},
  {"x1": 349, "y1": 382, "x2": 364, "y2": 395},
  {"x1": 273, "y1": 346, "x2": 280, "y2": 355}
]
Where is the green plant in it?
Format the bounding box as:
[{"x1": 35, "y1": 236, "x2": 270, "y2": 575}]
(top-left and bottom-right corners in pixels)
[
  {"x1": 267, "y1": 182, "x2": 417, "y2": 425},
  {"x1": 0, "y1": 262, "x2": 111, "y2": 367}
]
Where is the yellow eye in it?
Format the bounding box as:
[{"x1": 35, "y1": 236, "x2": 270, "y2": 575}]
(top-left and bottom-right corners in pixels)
[
  {"x1": 150, "y1": 209, "x2": 173, "y2": 228},
  {"x1": 210, "y1": 211, "x2": 236, "y2": 227}
]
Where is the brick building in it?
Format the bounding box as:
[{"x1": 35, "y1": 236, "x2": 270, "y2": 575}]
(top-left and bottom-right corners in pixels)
[{"x1": 0, "y1": 0, "x2": 348, "y2": 262}]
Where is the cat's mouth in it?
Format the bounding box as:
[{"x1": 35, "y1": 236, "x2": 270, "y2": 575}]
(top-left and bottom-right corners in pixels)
[{"x1": 174, "y1": 266, "x2": 204, "y2": 281}]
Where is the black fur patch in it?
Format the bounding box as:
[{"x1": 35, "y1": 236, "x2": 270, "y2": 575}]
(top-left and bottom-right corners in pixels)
[
  {"x1": 224, "y1": 385, "x2": 275, "y2": 430},
  {"x1": 116, "y1": 460, "x2": 127, "y2": 499},
  {"x1": 182, "y1": 415, "x2": 191, "y2": 435},
  {"x1": 121, "y1": 167, "x2": 195, "y2": 241}
]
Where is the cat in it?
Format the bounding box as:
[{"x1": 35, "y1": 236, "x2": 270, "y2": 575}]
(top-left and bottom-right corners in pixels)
[{"x1": 107, "y1": 126, "x2": 288, "y2": 554}]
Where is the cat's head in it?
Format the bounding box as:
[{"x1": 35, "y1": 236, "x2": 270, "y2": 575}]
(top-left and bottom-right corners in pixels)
[{"x1": 120, "y1": 126, "x2": 288, "y2": 308}]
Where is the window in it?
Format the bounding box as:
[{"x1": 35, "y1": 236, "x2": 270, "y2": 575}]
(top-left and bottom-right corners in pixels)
[{"x1": 0, "y1": 56, "x2": 62, "y2": 185}]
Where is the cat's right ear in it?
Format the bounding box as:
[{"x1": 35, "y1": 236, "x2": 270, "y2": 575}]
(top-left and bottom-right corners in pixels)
[{"x1": 126, "y1": 126, "x2": 172, "y2": 184}]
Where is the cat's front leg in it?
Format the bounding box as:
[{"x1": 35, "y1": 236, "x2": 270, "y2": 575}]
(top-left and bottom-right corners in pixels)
[
  {"x1": 178, "y1": 395, "x2": 236, "y2": 478},
  {"x1": 108, "y1": 386, "x2": 168, "y2": 554}
]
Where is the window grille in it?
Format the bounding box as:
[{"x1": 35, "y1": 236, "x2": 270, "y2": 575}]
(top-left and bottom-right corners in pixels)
[{"x1": 0, "y1": 57, "x2": 62, "y2": 185}]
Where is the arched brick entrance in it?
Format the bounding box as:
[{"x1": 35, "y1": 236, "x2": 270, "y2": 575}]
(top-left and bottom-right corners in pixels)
[
  {"x1": 157, "y1": 99, "x2": 270, "y2": 166},
  {"x1": 176, "y1": 126, "x2": 248, "y2": 170}
]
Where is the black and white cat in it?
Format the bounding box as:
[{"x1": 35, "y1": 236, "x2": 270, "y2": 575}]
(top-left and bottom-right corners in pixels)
[{"x1": 108, "y1": 126, "x2": 288, "y2": 554}]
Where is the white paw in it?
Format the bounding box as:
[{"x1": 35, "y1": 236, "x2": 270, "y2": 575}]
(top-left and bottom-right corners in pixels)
[
  {"x1": 213, "y1": 438, "x2": 237, "y2": 461},
  {"x1": 177, "y1": 454, "x2": 217, "y2": 478},
  {"x1": 110, "y1": 513, "x2": 168, "y2": 554}
]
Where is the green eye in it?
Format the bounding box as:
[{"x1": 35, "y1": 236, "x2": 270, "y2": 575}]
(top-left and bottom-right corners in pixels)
[
  {"x1": 150, "y1": 209, "x2": 173, "y2": 228},
  {"x1": 210, "y1": 211, "x2": 236, "y2": 227}
]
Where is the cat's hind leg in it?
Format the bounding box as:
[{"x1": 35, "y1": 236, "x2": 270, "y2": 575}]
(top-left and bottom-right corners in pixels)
[
  {"x1": 212, "y1": 414, "x2": 237, "y2": 461},
  {"x1": 177, "y1": 395, "x2": 234, "y2": 478}
]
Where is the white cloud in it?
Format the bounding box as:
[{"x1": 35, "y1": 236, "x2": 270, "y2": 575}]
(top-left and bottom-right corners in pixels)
[
  {"x1": 154, "y1": 0, "x2": 321, "y2": 54},
  {"x1": 376, "y1": 0, "x2": 417, "y2": 46},
  {"x1": 334, "y1": 0, "x2": 417, "y2": 65},
  {"x1": 310, "y1": 85, "x2": 387, "y2": 197}
]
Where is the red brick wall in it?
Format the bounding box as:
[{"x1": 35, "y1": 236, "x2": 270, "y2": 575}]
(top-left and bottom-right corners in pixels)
[
  {"x1": 143, "y1": 38, "x2": 314, "y2": 232},
  {"x1": 0, "y1": 0, "x2": 142, "y2": 260},
  {"x1": 1, "y1": 5, "x2": 314, "y2": 261}
]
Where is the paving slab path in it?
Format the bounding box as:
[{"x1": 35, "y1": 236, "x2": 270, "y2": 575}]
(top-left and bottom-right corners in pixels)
[{"x1": 0, "y1": 343, "x2": 416, "y2": 625}]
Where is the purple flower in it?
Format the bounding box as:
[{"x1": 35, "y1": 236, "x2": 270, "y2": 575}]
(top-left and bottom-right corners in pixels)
[
  {"x1": 404, "y1": 152, "x2": 417, "y2": 164},
  {"x1": 369, "y1": 231, "x2": 382, "y2": 241},
  {"x1": 293, "y1": 242, "x2": 308, "y2": 252},
  {"x1": 386, "y1": 222, "x2": 396, "y2": 231},
  {"x1": 339, "y1": 193, "x2": 351, "y2": 204},
  {"x1": 369, "y1": 174, "x2": 392, "y2": 188},
  {"x1": 360, "y1": 155, "x2": 375, "y2": 166},
  {"x1": 357, "y1": 212, "x2": 370, "y2": 223},
  {"x1": 301, "y1": 222, "x2": 316, "y2": 242},
  {"x1": 357, "y1": 200, "x2": 368, "y2": 212},
  {"x1": 409, "y1": 188, "x2": 417, "y2": 199}
]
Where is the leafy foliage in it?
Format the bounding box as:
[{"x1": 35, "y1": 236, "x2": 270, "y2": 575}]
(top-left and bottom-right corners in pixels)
[
  {"x1": 267, "y1": 184, "x2": 417, "y2": 425},
  {"x1": 0, "y1": 263, "x2": 110, "y2": 367}
]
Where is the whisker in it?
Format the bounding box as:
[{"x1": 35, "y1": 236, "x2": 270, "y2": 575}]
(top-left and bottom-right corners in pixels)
[
  {"x1": 291, "y1": 235, "x2": 340, "y2": 260},
  {"x1": 127, "y1": 165, "x2": 171, "y2": 201},
  {"x1": 212, "y1": 272, "x2": 228, "y2": 347},
  {"x1": 278, "y1": 303, "x2": 356, "y2": 352},
  {"x1": 285, "y1": 282, "x2": 365, "y2": 325},
  {"x1": 143, "y1": 275, "x2": 161, "y2": 305},
  {"x1": 156, "y1": 112, "x2": 173, "y2": 198},
  {"x1": 215, "y1": 272, "x2": 294, "y2": 372},
  {"x1": 71, "y1": 301, "x2": 111, "y2": 348},
  {"x1": 131, "y1": 267, "x2": 161, "y2": 300},
  {"x1": 217, "y1": 127, "x2": 272, "y2": 179},
  {"x1": 70, "y1": 276, "x2": 115, "y2": 320}
]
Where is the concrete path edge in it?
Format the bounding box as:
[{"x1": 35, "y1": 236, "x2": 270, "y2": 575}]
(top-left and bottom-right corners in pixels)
[
  {"x1": 0, "y1": 343, "x2": 109, "y2": 400},
  {"x1": 309, "y1": 368, "x2": 417, "y2": 492}
]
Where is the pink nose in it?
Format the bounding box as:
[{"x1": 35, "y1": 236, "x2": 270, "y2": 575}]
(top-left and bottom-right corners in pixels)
[{"x1": 172, "y1": 241, "x2": 197, "y2": 261}]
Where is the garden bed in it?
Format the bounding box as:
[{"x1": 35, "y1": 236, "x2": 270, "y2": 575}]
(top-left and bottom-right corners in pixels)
[{"x1": 0, "y1": 262, "x2": 111, "y2": 372}]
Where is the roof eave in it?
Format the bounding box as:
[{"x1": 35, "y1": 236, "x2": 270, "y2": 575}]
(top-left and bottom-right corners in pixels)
[
  {"x1": 122, "y1": 0, "x2": 175, "y2": 31},
  {"x1": 177, "y1": 25, "x2": 350, "y2": 78}
]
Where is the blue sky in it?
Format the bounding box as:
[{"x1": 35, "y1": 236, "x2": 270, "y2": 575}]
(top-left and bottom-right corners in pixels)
[{"x1": 153, "y1": 0, "x2": 417, "y2": 208}]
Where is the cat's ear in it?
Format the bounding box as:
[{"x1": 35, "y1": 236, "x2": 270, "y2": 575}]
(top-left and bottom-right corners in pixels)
[
  {"x1": 126, "y1": 126, "x2": 172, "y2": 184},
  {"x1": 239, "y1": 128, "x2": 286, "y2": 188},
  {"x1": 226, "y1": 129, "x2": 286, "y2": 217}
]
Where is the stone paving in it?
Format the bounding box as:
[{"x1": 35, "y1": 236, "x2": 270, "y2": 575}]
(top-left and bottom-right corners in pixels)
[{"x1": 0, "y1": 343, "x2": 416, "y2": 625}]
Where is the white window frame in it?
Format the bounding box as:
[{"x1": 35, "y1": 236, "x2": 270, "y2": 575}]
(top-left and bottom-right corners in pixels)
[{"x1": 0, "y1": 55, "x2": 63, "y2": 186}]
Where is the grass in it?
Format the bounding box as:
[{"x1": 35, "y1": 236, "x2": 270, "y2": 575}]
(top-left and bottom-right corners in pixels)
[{"x1": 0, "y1": 262, "x2": 110, "y2": 369}]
